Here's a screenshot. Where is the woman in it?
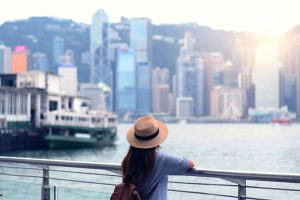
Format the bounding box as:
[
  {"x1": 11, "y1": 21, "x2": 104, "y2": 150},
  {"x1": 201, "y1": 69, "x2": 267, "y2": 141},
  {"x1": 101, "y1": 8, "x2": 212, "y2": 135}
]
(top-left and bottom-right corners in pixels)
[{"x1": 121, "y1": 115, "x2": 195, "y2": 200}]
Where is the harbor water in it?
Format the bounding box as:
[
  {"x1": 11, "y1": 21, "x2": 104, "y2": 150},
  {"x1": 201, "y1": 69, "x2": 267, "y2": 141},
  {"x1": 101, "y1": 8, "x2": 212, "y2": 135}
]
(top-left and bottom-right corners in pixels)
[{"x1": 1, "y1": 123, "x2": 300, "y2": 199}]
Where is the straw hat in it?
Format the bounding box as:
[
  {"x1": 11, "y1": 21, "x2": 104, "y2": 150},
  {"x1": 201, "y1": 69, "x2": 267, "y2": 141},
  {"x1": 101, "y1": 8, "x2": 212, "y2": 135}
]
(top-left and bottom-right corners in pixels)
[{"x1": 126, "y1": 115, "x2": 168, "y2": 149}]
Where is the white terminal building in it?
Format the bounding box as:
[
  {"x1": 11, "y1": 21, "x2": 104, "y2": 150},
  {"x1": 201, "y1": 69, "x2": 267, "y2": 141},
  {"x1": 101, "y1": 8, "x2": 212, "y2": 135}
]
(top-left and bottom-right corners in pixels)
[{"x1": 0, "y1": 71, "x2": 89, "y2": 129}]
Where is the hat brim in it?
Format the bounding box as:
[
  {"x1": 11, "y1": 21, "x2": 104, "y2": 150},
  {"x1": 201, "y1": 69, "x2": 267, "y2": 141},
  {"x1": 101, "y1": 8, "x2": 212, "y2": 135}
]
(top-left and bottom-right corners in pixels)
[{"x1": 126, "y1": 120, "x2": 168, "y2": 149}]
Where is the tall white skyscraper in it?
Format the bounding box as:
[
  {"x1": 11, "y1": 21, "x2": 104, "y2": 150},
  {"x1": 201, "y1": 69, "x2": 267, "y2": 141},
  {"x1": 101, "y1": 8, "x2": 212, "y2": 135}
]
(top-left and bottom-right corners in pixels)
[
  {"x1": 0, "y1": 43, "x2": 12, "y2": 73},
  {"x1": 254, "y1": 43, "x2": 280, "y2": 109},
  {"x1": 90, "y1": 9, "x2": 112, "y2": 110}
]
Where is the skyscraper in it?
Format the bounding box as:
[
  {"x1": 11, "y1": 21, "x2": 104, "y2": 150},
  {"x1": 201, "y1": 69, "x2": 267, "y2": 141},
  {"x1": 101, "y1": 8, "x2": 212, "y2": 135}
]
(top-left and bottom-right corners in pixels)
[
  {"x1": 152, "y1": 67, "x2": 172, "y2": 114},
  {"x1": 129, "y1": 18, "x2": 152, "y2": 65},
  {"x1": 116, "y1": 48, "x2": 136, "y2": 117},
  {"x1": 136, "y1": 62, "x2": 151, "y2": 114},
  {"x1": 52, "y1": 36, "x2": 64, "y2": 72},
  {"x1": 202, "y1": 52, "x2": 226, "y2": 115},
  {"x1": 130, "y1": 18, "x2": 152, "y2": 114},
  {"x1": 176, "y1": 33, "x2": 205, "y2": 117},
  {"x1": 231, "y1": 38, "x2": 254, "y2": 86},
  {"x1": 90, "y1": 9, "x2": 112, "y2": 110},
  {"x1": 11, "y1": 46, "x2": 28, "y2": 73},
  {"x1": 254, "y1": 44, "x2": 280, "y2": 109},
  {"x1": 0, "y1": 43, "x2": 11, "y2": 73},
  {"x1": 31, "y1": 52, "x2": 49, "y2": 72},
  {"x1": 280, "y1": 38, "x2": 299, "y2": 113}
]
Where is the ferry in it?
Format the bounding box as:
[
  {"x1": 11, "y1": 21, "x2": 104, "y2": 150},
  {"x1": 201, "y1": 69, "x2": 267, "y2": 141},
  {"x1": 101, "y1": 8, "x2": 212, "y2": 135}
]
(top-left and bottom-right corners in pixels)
[{"x1": 41, "y1": 110, "x2": 117, "y2": 149}]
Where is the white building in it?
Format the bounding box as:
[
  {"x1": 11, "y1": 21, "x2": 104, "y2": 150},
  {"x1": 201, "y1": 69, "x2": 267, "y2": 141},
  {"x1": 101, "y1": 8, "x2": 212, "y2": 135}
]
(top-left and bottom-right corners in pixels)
[
  {"x1": 0, "y1": 71, "x2": 89, "y2": 129},
  {"x1": 58, "y1": 66, "x2": 78, "y2": 96},
  {"x1": 254, "y1": 44, "x2": 280, "y2": 109}
]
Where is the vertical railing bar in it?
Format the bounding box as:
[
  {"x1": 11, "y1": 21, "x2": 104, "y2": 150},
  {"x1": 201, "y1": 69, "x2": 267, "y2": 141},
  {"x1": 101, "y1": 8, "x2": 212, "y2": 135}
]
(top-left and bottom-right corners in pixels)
[
  {"x1": 54, "y1": 186, "x2": 57, "y2": 200},
  {"x1": 238, "y1": 180, "x2": 246, "y2": 200},
  {"x1": 41, "y1": 166, "x2": 50, "y2": 200}
]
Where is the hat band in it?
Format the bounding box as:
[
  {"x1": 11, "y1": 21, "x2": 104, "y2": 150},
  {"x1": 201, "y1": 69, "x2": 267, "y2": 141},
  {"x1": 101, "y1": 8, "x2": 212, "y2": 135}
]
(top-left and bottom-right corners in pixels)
[{"x1": 134, "y1": 128, "x2": 159, "y2": 141}]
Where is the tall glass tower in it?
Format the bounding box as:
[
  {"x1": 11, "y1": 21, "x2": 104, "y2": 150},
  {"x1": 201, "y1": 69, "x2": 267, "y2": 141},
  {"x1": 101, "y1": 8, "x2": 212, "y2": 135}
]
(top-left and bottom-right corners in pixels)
[
  {"x1": 90, "y1": 9, "x2": 112, "y2": 110},
  {"x1": 52, "y1": 36, "x2": 64, "y2": 72},
  {"x1": 130, "y1": 18, "x2": 152, "y2": 115},
  {"x1": 116, "y1": 49, "x2": 136, "y2": 116}
]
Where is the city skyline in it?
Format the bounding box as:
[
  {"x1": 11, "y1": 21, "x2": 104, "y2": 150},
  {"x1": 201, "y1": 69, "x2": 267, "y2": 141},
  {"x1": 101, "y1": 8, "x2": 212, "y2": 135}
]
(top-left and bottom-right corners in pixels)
[
  {"x1": 1, "y1": 7, "x2": 300, "y2": 121},
  {"x1": 1, "y1": 0, "x2": 300, "y2": 36}
]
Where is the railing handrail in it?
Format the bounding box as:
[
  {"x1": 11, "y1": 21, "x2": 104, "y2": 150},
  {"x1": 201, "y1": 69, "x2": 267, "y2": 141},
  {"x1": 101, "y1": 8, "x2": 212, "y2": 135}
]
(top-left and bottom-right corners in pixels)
[{"x1": 1, "y1": 156, "x2": 300, "y2": 183}]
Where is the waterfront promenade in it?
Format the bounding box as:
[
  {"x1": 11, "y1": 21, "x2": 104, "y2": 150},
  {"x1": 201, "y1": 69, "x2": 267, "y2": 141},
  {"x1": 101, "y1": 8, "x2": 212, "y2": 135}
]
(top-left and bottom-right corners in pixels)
[{"x1": 0, "y1": 156, "x2": 300, "y2": 200}]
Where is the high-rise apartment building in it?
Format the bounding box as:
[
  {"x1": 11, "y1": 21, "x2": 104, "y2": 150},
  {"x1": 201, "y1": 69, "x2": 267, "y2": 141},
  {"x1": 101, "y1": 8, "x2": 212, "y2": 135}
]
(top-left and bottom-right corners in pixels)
[
  {"x1": 11, "y1": 46, "x2": 28, "y2": 73},
  {"x1": 90, "y1": 9, "x2": 112, "y2": 111},
  {"x1": 0, "y1": 43, "x2": 11, "y2": 73},
  {"x1": 254, "y1": 44, "x2": 280, "y2": 109}
]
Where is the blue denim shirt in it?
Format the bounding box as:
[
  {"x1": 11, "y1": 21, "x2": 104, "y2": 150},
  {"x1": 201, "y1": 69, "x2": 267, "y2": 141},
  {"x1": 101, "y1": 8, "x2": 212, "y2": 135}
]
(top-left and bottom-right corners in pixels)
[{"x1": 136, "y1": 152, "x2": 190, "y2": 200}]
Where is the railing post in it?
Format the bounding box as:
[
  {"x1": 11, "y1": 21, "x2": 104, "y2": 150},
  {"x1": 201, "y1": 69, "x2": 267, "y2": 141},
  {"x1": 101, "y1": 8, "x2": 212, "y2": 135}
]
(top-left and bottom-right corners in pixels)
[
  {"x1": 41, "y1": 166, "x2": 50, "y2": 200},
  {"x1": 237, "y1": 180, "x2": 246, "y2": 200}
]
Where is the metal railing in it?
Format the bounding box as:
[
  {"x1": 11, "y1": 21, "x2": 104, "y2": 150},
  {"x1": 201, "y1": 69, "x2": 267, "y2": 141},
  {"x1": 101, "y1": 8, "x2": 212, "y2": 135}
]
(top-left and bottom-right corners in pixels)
[{"x1": 0, "y1": 156, "x2": 300, "y2": 200}]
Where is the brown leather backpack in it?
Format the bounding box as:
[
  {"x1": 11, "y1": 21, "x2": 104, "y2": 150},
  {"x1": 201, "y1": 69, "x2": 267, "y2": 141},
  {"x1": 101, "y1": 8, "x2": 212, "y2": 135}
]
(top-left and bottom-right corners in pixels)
[{"x1": 110, "y1": 183, "x2": 141, "y2": 200}]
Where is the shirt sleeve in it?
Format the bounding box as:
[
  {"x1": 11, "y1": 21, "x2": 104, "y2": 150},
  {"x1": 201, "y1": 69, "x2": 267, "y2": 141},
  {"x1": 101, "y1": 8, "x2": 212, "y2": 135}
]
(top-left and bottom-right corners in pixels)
[{"x1": 162, "y1": 153, "x2": 190, "y2": 175}]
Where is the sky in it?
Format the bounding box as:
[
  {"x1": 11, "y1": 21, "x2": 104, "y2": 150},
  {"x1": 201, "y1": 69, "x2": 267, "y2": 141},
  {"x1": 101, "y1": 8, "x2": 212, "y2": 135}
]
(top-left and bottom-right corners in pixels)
[{"x1": 1, "y1": 0, "x2": 300, "y2": 36}]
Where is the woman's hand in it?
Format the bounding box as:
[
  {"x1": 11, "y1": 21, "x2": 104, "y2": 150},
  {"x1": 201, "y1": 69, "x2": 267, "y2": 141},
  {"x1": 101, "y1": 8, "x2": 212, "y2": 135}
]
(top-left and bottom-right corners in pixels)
[{"x1": 188, "y1": 160, "x2": 195, "y2": 168}]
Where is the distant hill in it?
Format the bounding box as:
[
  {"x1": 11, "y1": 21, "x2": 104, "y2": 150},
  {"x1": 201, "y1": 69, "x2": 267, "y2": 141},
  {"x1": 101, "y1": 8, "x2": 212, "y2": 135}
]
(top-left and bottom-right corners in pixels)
[
  {"x1": 152, "y1": 24, "x2": 256, "y2": 74},
  {"x1": 0, "y1": 17, "x2": 89, "y2": 68},
  {"x1": 0, "y1": 17, "x2": 257, "y2": 81}
]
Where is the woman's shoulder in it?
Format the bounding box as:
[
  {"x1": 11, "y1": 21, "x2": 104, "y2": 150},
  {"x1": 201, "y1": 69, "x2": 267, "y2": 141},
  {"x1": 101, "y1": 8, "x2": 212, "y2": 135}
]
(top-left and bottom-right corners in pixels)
[{"x1": 156, "y1": 151, "x2": 176, "y2": 162}]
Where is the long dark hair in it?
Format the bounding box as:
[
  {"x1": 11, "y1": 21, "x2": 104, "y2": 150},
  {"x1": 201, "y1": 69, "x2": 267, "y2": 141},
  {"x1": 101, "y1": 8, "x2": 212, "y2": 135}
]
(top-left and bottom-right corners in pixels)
[{"x1": 121, "y1": 145, "x2": 159, "y2": 184}]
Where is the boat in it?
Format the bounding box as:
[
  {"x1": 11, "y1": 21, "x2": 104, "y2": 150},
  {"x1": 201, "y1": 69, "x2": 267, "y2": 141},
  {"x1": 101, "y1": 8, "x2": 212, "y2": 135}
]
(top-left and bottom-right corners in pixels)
[
  {"x1": 41, "y1": 110, "x2": 117, "y2": 149},
  {"x1": 248, "y1": 107, "x2": 296, "y2": 123},
  {"x1": 271, "y1": 118, "x2": 292, "y2": 125}
]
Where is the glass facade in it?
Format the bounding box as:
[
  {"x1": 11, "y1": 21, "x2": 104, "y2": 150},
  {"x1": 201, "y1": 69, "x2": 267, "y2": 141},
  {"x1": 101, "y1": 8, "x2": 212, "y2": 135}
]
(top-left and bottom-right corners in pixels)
[
  {"x1": 129, "y1": 18, "x2": 151, "y2": 64},
  {"x1": 137, "y1": 62, "x2": 151, "y2": 114},
  {"x1": 117, "y1": 49, "x2": 136, "y2": 116},
  {"x1": 90, "y1": 10, "x2": 112, "y2": 111},
  {"x1": 130, "y1": 18, "x2": 152, "y2": 114},
  {"x1": 52, "y1": 36, "x2": 64, "y2": 72},
  {"x1": 32, "y1": 52, "x2": 49, "y2": 72}
]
